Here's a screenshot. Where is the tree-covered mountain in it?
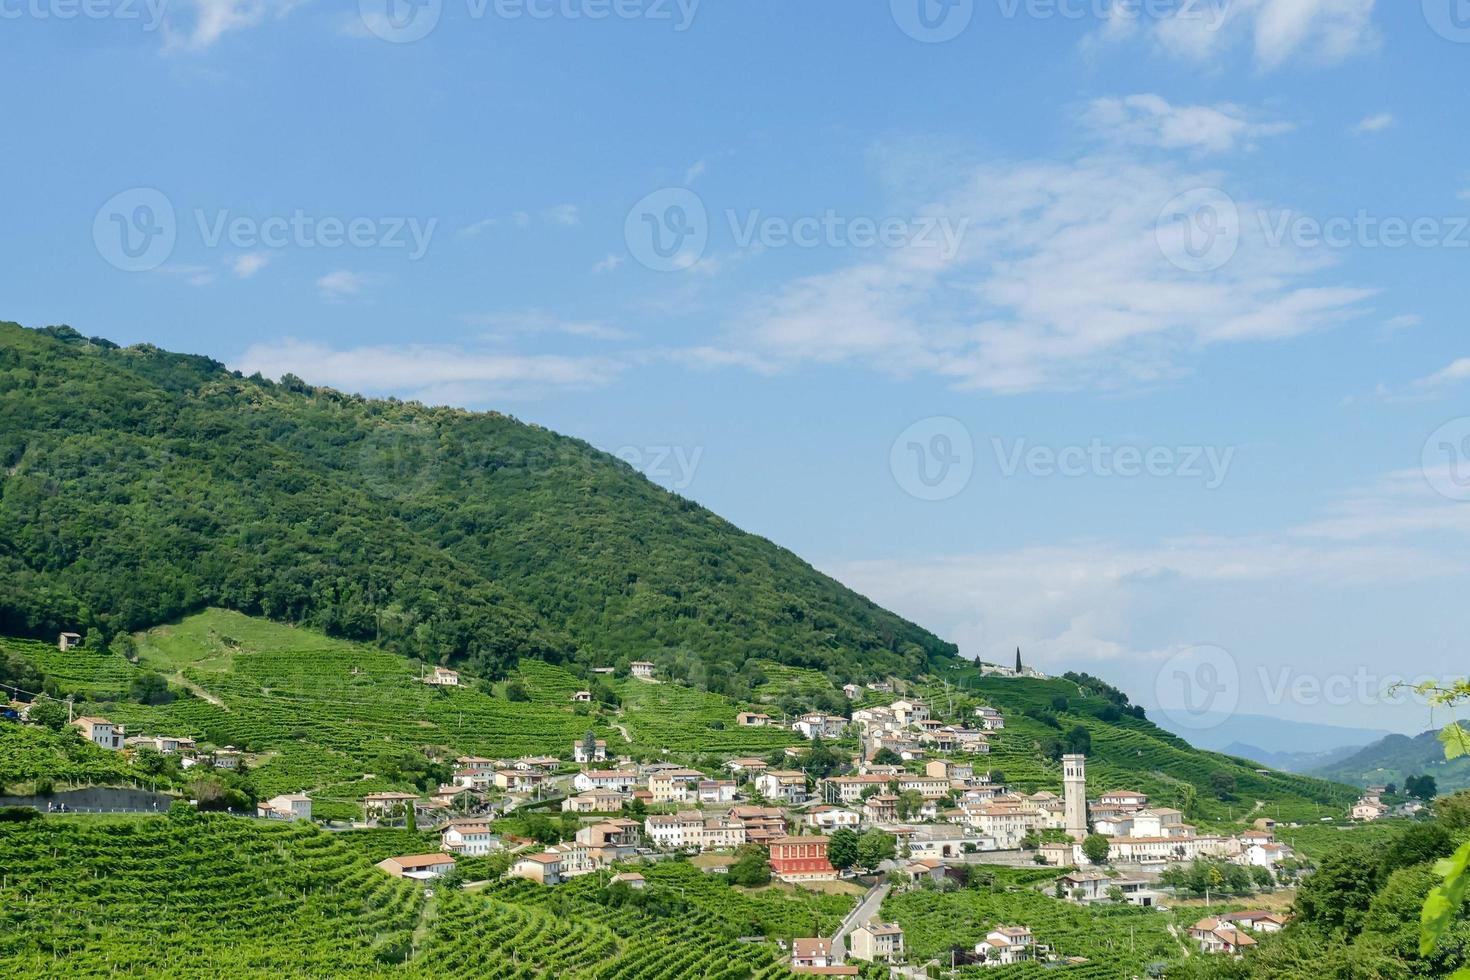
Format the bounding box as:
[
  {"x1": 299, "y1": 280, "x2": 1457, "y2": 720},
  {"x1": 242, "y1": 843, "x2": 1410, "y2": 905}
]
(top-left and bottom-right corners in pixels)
[
  {"x1": 0, "y1": 322, "x2": 954, "y2": 694},
  {"x1": 1314, "y1": 730, "x2": 1470, "y2": 795}
]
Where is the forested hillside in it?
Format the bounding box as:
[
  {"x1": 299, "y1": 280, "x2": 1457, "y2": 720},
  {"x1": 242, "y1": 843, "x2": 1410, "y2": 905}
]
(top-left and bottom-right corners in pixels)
[
  {"x1": 0, "y1": 322, "x2": 954, "y2": 693},
  {"x1": 1314, "y1": 730, "x2": 1470, "y2": 795}
]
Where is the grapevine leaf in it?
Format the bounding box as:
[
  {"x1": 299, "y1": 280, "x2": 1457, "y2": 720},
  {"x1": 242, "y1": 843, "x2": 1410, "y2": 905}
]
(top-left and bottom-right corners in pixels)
[
  {"x1": 1421, "y1": 841, "x2": 1470, "y2": 956},
  {"x1": 1439, "y1": 723, "x2": 1470, "y2": 762}
]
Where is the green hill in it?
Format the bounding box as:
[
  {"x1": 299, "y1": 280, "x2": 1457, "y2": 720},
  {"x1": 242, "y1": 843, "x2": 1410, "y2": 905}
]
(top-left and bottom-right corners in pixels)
[
  {"x1": 2, "y1": 609, "x2": 1353, "y2": 825},
  {"x1": 1313, "y1": 730, "x2": 1470, "y2": 795},
  {"x1": 0, "y1": 321, "x2": 953, "y2": 693}
]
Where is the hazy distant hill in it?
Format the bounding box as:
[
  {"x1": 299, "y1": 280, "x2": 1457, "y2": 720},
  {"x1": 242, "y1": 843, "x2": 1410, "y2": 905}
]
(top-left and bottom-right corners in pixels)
[
  {"x1": 0, "y1": 322, "x2": 954, "y2": 693},
  {"x1": 1152, "y1": 711, "x2": 1392, "y2": 759}
]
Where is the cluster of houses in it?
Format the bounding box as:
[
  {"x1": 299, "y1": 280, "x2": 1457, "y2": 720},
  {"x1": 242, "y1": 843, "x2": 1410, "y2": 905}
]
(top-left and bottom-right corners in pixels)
[
  {"x1": 69, "y1": 714, "x2": 246, "y2": 772},
  {"x1": 791, "y1": 921, "x2": 905, "y2": 974},
  {"x1": 1187, "y1": 911, "x2": 1290, "y2": 954}
]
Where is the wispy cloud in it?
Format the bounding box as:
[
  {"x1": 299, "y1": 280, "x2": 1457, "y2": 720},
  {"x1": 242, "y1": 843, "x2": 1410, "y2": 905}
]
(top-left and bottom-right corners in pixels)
[
  {"x1": 163, "y1": 0, "x2": 304, "y2": 52},
  {"x1": 694, "y1": 143, "x2": 1372, "y2": 394},
  {"x1": 1093, "y1": 0, "x2": 1379, "y2": 71},
  {"x1": 1084, "y1": 95, "x2": 1294, "y2": 154},
  {"x1": 231, "y1": 252, "x2": 270, "y2": 278},
  {"x1": 316, "y1": 270, "x2": 369, "y2": 299},
  {"x1": 458, "y1": 205, "x2": 580, "y2": 239},
  {"x1": 232, "y1": 339, "x2": 624, "y2": 403},
  {"x1": 1412, "y1": 358, "x2": 1470, "y2": 390},
  {"x1": 1352, "y1": 112, "x2": 1395, "y2": 136},
  {"x1": 465, "y1": 309, "x2": 629, "y2": 342},
  {"x1": 592, "y1": 253, "x2": 625, "y2": 274}
]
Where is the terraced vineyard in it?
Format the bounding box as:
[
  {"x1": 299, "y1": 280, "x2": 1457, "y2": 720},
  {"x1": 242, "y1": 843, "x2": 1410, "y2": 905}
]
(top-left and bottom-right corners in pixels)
[
  {"x1": 0, "y1": 813, "x2": 841, "y2": 978},
  {"x1": 0, "y1": 814, "x2": 426, "y2": 975},
  {"x1": 0, "y1": 723, "x2": 149, "y2": 792},
  {"x1": 1, "y1": 637, "x2": 142, "y2": 701},
  {"x1": 883, "y1": 881, "x2": 1184, "y2": 977},
  {"x1": 434, "y1": 863, "x2": 849, "y2": 977},
  {"x1": 614, "y1": 678, "x2": 803, "y2": 756},
  {"x1": 34, "y1": 611, "x2": 620, "y2": 811}
]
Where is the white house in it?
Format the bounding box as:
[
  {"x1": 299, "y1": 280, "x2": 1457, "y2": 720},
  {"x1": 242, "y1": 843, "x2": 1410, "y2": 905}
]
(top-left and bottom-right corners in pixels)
[
  {"x1": 976, "y1": 926, "x2": 1033, "y2": 965},
  {"x1": 362, "y1": 791, "x2": 421, "y2": 823},
  {"x1": 441, "y1": 822, "x2": 499, "y2": 856},
  {"x1": 573, "y1": 738, "x2": 608, "y2": 763},
  {"x1": 424, "y1": 666, "x2": 460, "y2": 687},
  {"x1": 257, "y1": 792, "x2": 312, "y2": 821},
  {"x1": 792, "y1": 938, "x2": 834, "y2": 969},
  {"x1": 573, "y1": 770, "x2": 638, "y2": 794},
  {"x1": 72, "y1": 716, "x2": 124, "y2": 750},
  {"x1": 805, "y1": 805, "x2": 861, "y2": 832},
  {"x1": 630, "y1": 661, "x2": 655, "y2": 680},
  {"x1": 755, "y1": 770, "x2": 808, "y2": 804}
]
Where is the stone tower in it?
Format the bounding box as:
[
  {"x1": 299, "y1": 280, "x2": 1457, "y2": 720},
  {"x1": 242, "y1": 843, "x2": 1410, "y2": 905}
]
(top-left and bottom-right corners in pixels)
[{"x1": 1063, "y1": 753, "x2": 1088, "y2": 841}]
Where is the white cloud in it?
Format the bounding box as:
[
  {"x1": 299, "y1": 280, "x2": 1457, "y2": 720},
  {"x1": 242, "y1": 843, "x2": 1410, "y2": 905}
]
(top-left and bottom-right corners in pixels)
[
  {"x1": 592, "y1": 253, "x2": 625, "y2": 274},
  {"x1": 457, "y1": 218, "x2": 499, "y2": 240},
  {"x1": 541, "y1": 204, "x2": 580, "y2": 227},
  {"x1": 702, "y1": 149, "x2": 1372, "y2": 394},
  {"x1": 231, "y1": 252, "x2": 270, "y2": 278},
  {"x1": 821, "y1": 469, "x2": 1468, "y2": 680},
  {"x1": 1352, "y1": 112, "x2": 1395, "y2": 136},
  {"x1": 1101, "y1": 0, "x2": 1378, "y2": 71},
  {"x1": 684, "y1": 160, "x2": 707, "y2": 184},
  {"x1": 164, "y1": 0, "x2": 304, "y2": 52},
  {"x1": 1384, "y1": 314, "x2": 1422, "y2": 331},
  {"x1": 1084, "y1": 95, "x2": 1294, "y2": 154},
  {"x1": 231, "y1": 339, "x2": 623, "y2": 403},
  {"x1": 466, "y1": 309, "x2": 629, "y2": 342},
  {"x1": 155, "y1": 264, "x2": 216, "y2": 287},
  {"x1": 316, "y1": 270, "x2": 368, "y2": 299},
  {"x1": 1413, "y1": 358, "x2": 1470, "y2": 390}
]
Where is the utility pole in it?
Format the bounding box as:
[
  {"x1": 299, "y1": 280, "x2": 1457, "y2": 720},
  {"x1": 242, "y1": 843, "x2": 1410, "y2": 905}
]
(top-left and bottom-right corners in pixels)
[{"x1": 66, "y1": 696, "x2": 74, "y2": 724}]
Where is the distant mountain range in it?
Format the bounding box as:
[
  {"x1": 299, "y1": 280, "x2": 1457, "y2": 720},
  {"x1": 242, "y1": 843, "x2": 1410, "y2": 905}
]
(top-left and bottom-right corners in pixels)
[{"x1": 1152, "y1": 711, "x2": 1394, "y2": 773}]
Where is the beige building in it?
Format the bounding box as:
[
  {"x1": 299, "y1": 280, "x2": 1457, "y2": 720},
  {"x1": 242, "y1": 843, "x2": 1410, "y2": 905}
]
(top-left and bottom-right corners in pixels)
[{"x1": 849, "y1": 922, "x2": 905, "y2": 962}]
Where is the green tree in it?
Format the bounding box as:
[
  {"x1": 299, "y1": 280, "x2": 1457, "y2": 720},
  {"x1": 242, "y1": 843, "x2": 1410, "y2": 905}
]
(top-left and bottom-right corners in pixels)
[
  {"x1": 1081, "y1": 834, "x2": 1110, "y2": 866},
  {"x1": 726, "y1": 845, "x2": 771, "y2": 887},
  {"x1": 857, "y1": 829, "x2": 895, "y2": 870},
  {"x1": 829, "y1": 828, "x2": 859, "y2": 871},
  {"x1": 1296, "y1": 843, "x2": 1380, "y2": 934},
  {"x1": 27, "y1": 698, "x2": 68, "y2": 731},
  {"x1": 1210, "y1": 771, "x2": 1237, "y2": 800}
]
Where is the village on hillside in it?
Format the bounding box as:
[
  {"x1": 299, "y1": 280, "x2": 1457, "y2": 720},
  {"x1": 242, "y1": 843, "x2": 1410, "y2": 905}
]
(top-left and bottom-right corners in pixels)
[{"x1": 6, "y1": 634, "x2": 1385, "y2": 973}]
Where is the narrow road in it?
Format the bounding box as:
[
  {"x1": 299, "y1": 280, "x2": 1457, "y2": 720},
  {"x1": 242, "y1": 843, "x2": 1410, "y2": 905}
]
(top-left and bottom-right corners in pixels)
[{"x1": 831, "y1": 880, "x2": 890, "y2": 964}]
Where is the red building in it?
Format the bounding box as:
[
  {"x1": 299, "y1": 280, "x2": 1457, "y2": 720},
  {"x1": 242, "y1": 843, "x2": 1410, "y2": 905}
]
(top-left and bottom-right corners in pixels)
[{"x1": 768, "y1": 835, "x2": 837, "y2": 882}]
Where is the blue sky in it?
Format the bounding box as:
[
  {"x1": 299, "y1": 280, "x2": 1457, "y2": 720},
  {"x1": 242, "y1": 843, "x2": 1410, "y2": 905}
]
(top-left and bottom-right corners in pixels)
[{"x1": 4, "y1": 0, "x2": 1468, "y2": 735}]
